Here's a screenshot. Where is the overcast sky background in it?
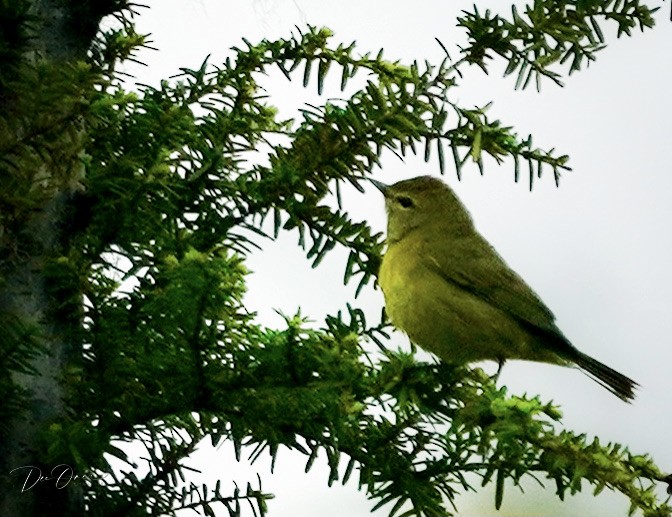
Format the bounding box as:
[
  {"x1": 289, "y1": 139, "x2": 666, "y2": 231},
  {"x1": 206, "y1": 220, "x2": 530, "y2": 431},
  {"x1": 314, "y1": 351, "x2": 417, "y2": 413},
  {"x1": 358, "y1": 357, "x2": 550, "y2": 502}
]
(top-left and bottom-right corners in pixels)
[{"x1": 119, "y1": 1, "x2": 672, "y2": 515}]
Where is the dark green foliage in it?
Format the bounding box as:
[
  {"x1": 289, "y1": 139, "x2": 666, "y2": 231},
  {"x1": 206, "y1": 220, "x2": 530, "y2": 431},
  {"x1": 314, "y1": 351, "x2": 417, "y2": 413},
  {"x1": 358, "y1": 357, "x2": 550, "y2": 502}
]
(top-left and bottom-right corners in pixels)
[
  {"x1": 0, "y1": 0, "x2": 33, "y2": 90},
  {"x1": 457, "y1": 0, "x2": 658, "y2": 90},
  {"x1": 0, "y1": 311, "x2": 45, "y2": 436},
  {"x1": 1, "y1": 2, "x2": 670, "y2": 516}
]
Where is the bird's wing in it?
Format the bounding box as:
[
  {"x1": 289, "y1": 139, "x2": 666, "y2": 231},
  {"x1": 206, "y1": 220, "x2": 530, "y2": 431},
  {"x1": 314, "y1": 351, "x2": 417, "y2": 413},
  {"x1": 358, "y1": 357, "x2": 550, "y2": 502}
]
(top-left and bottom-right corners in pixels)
[{"x1": 426, "y1": 233, "x2": 564, "y2": 337}]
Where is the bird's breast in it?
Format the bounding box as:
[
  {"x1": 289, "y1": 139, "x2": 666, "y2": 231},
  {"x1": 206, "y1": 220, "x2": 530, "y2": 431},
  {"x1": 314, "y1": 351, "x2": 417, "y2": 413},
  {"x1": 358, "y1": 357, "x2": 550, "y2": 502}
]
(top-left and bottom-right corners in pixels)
[
  {"x1": 378, "y1": 238, "x2": 433, "y2": 336},
  {"x1": 378, "y1": 237, "x2": 558, "y2": 364}
]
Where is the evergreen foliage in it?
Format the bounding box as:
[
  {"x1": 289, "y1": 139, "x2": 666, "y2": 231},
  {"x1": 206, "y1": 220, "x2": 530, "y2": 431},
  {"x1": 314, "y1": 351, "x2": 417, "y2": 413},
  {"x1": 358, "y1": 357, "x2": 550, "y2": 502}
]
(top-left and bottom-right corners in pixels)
[{"x1": 1, "y1": 2, "x2": 670, "y2": 516}]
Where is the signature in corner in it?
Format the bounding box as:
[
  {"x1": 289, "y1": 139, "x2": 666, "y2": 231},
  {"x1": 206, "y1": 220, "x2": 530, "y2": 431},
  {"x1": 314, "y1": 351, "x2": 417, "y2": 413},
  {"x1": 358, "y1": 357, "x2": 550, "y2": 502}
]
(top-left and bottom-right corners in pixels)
[{"x1": 9, "y1": 464, "x2": 87, "y2": 492}]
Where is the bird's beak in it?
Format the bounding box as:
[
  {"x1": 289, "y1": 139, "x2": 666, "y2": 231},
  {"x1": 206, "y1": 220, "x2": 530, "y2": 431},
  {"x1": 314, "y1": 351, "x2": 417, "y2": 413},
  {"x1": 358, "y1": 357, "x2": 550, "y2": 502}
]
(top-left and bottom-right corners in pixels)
[{"x1": 369, "y1": 178, "x2": 389, "y2": 195}]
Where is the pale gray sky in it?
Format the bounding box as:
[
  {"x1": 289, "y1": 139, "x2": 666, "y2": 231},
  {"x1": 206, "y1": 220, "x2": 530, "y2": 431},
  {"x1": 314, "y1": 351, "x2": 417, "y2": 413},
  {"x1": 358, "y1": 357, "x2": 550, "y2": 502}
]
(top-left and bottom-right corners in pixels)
[{"x1": 120, "y1": 1, "x2": 672, "y2": 515}]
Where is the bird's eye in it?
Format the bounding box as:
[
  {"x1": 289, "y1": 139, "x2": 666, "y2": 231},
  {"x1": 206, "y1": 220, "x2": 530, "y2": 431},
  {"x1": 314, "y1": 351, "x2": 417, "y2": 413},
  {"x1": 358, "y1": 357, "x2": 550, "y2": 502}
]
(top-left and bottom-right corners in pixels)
[{"x1": 396, "y1": 196, "x2": 414, "y2": 208}]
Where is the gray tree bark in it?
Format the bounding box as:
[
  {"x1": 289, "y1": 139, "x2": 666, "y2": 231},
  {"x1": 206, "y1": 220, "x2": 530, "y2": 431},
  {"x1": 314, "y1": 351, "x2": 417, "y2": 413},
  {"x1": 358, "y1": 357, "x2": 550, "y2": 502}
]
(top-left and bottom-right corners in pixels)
[{"x1": 0, "y1": 2, "x2": 124, "y2": 514}]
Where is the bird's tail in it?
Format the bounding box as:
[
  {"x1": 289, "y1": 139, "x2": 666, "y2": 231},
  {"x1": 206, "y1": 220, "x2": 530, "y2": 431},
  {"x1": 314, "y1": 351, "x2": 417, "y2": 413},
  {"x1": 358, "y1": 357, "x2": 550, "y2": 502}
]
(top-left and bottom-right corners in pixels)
[{"x1": 574, "y1": 351, "x2": 638, "y2": 403}]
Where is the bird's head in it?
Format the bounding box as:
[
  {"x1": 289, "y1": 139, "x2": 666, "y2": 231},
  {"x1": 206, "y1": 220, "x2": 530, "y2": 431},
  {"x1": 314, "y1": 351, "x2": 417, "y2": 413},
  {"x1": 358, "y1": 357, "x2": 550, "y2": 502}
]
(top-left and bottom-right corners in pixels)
[{"x1": 371, "y1": 175, "x2": 473, "y2": 243}]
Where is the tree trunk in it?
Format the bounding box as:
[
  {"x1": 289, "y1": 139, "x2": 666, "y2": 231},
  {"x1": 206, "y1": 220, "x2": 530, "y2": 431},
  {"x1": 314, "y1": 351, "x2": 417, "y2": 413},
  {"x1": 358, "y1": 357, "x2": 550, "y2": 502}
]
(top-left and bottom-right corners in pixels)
[
  {"x1": 0, "y1": 207, "x2": 78, "y2": 514},
  {"x1": 0, "y1": 2, "x2": 122, "y2": 514}
]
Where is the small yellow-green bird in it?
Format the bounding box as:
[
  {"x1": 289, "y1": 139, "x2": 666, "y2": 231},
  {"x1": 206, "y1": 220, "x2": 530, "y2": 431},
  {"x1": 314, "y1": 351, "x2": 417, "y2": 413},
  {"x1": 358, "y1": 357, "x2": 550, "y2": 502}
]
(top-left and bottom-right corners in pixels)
[{"x1": 373, "y1": 175, "x2": 637, "y2": 402}]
